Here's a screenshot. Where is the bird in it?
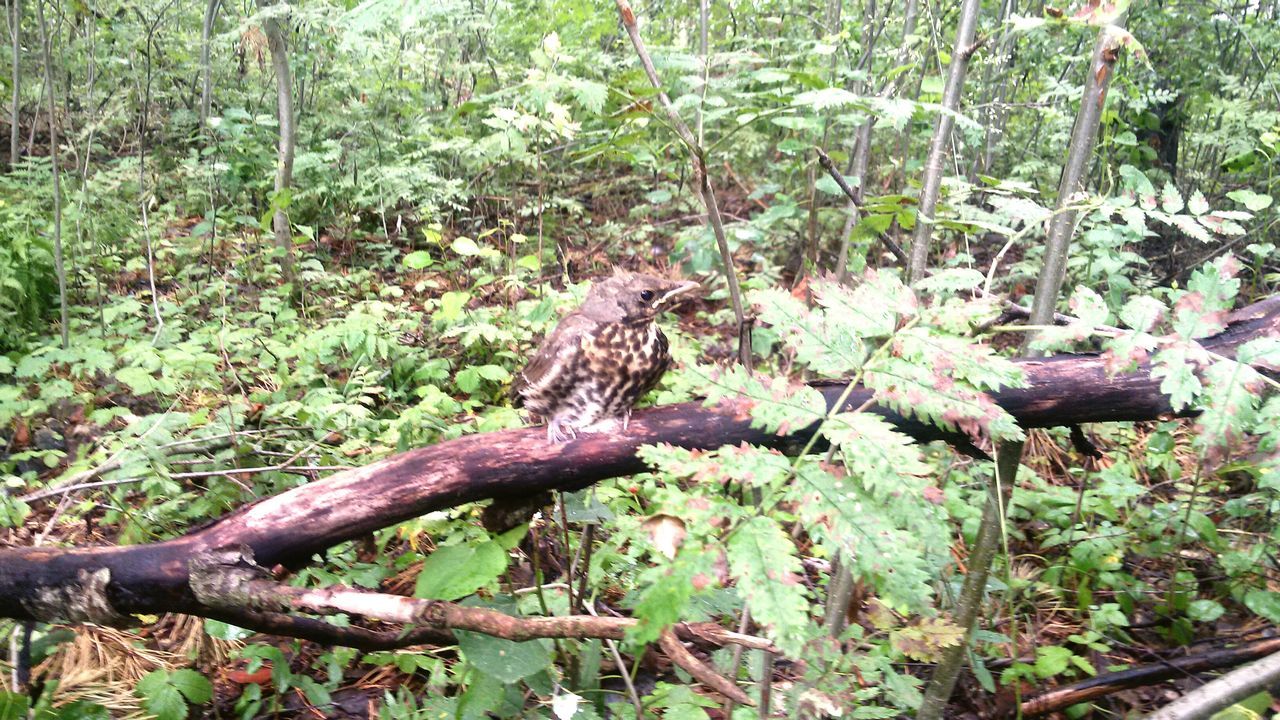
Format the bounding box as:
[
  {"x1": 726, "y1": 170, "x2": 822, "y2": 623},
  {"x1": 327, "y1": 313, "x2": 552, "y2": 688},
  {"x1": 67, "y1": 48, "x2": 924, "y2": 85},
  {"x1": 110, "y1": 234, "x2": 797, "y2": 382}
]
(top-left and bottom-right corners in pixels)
[{"x1": 512, "y1": 271, "x2": 699, "y2": 442}]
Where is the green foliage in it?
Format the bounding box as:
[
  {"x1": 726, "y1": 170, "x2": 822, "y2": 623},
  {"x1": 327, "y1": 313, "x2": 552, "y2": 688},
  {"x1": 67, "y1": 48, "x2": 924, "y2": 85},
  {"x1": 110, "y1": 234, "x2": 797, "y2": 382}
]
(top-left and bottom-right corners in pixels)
[
  {"x1": 135, "y1": 669, "x2": 212, "y2": 720},
  {"x1": 2, "y1": 0, "x2": 1278, "y2": 715}
]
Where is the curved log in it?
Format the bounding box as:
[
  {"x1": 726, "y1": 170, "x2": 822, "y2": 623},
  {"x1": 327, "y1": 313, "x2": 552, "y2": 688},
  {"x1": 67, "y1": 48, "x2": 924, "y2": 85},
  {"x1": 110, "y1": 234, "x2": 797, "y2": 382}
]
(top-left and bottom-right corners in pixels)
[{"x1": 0, "y1": 296, "x2": 1276, "y2": 630}]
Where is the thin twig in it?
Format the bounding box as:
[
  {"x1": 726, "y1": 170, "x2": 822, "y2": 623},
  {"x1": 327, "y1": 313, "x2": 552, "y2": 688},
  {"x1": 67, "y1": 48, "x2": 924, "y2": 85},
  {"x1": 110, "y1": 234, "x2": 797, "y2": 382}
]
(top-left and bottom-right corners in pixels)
[
  {"x1": 660, "y1": 628, "x2": 754, "y2": 706},
  {"x1": 585, "y1": 600, "x2": 645, "y2": 717},
  {"x1": 613, "y1": 0, "x2": 751, "y2": 367},
  {"x1": 815, "y1": 147, "x2": 909, "y2": 266}
]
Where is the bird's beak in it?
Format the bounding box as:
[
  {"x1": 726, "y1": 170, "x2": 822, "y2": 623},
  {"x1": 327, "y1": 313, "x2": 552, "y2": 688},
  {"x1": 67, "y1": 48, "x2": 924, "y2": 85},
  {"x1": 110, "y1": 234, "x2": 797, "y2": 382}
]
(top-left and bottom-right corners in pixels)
[{"x1": 656, "y1": 280, "x2": 700, "y2": 307}]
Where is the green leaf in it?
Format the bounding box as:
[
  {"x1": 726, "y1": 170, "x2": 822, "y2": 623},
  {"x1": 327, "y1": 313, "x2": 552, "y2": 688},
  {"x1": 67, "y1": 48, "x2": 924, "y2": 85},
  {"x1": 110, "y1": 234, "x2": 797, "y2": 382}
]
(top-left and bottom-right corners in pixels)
[
  {"x1": 1226, "y1": 189, "x2": 1272, "y2": 211},
  {"x1": 1187, "y1": 599, "x2": 1225, "y2": 622},
  {"x1": 415, "y1": 541, "x2": 508, "y2": 600},
  {"x1": 436, "y1": 290, "x2": 471, "y2": 324},
  {"x1": 792, "y1": 88, "x2": 862, "y2": 111},
  {"x1": 136, "y1": 671, "x2": 187, "y2": 720},
  {"x1": 452, "y1": 237, "x2": 482, "y2": 256},
  {"x1": 402, "y1": 250, "x2": 434, "y2": 269},
  {"x1": 1244, "y1": 589, "x2": 1280, "y2": 623},
  {"x1": 167, "y1": 670, "x2": 212, "y2": 705},
  {"x1": 1119, "y1": 295, "x2": 1166, "y2": 332},
  {"x1": 457, "y1": 631, "x2": 553, "y2": 684},
  {"x1": 1033, "y1": 646, "x2": 1073, "y2": 678},
  {"x1": 1187, "y1": 190, "x2": 1211, "y2": 216},
  {"x1": 726, "y1": 516, "x2": 811, "y2": 654},
  {"x1": 1067, "y1": 286, "x2": 1109, "y2": 326},
  {"x1": 628, "y1": 555, "x2": 703, "y2": 645},
  {"x1": 1160, "y1": 183, "x2": 1184, "y2": 214},
  {"x1": 115, "y1": 366, "x2": 157, "y2": 394},
  {"x1": 0, "y1": 691, "x2": 30, "y2": 720}
]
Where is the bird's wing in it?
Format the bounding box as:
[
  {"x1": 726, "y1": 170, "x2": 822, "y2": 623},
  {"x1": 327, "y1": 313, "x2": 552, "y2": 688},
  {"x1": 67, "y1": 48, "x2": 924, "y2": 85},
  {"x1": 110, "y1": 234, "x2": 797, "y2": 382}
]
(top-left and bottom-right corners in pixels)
[{"x1": 510, "y1": 313, "x2": 596, "y2": 406}]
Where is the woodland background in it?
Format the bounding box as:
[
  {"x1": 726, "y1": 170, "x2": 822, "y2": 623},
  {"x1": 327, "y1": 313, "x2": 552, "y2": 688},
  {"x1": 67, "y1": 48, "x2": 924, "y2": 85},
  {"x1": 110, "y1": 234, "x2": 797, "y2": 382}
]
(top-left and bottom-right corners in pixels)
[{"x1": 0, "y1": 0, "x2": 1279, "y2": 717}]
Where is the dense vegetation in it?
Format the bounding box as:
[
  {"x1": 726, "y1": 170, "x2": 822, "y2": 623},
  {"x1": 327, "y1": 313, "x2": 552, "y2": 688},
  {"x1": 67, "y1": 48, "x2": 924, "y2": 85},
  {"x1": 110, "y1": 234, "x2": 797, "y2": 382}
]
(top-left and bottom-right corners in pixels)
[{"x1": 0, "y1": 0, "x2": 1278, "y2": 717}]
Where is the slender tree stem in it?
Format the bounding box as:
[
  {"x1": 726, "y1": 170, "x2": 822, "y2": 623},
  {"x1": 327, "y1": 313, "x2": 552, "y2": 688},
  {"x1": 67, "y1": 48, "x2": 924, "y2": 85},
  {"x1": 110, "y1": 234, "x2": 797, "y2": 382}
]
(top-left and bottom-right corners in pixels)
[
  {"x1": 614, "y1": 0, "x2": 750, "y2": 366},
  {"x1": 8, "y1": 0, "x2": 19, "y2": 167},
  {"x1": 257, "y1": 0, "x2": 296, "y2": 282},
  {"x1": 907, "y1": 0, "x2": 981, "y2": 283},
  {"x1": 918, "y1": 22, "x2": 1125, "y2": 717},
  {"x1": 34, "y1": 0, "x2": 65, "y2": 348}
]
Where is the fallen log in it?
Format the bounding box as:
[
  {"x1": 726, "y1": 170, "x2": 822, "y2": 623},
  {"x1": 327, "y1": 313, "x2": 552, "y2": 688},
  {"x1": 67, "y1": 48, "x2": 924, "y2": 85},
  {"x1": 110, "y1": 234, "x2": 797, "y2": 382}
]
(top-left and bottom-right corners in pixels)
[
  {"x1": 1019, "y1": 634, "x2": 1280, "y2": 717},
  {"x1": 0, "y1": 296, "x2": 1276, "y2": 639}
]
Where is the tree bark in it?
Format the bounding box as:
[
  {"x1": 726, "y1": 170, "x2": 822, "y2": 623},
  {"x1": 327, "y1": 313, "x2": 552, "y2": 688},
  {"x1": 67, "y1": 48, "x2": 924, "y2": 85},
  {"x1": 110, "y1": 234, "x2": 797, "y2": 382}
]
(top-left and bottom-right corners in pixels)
[
  {"x1": 8, "y1": 0, "x2": 19, "y2": 167},
  {"x1": 920, "y1": 22, "x2": 1126, "y2": 716},
  {"x1": 198, "y1": 0, "x2": 222, "y2": 129},
  {"x1": 257, "y1": 0, "x2": 296, "y2": 281},
  {"x1": 0, "y1": 295, "x2": 1276, "y2": 636},
  {"x1": 34, "y1": 0, "x2": 65, "y2": 349},
  {"x1": 1028, "y1": 26, "x2": 1122, "y2": 324},
  {"x1": 908, "y1": 0, "x2": 982, "y2": 283},
  {"x1": 1144, "y1": 648, "x2": 1280, "y2": 720}
]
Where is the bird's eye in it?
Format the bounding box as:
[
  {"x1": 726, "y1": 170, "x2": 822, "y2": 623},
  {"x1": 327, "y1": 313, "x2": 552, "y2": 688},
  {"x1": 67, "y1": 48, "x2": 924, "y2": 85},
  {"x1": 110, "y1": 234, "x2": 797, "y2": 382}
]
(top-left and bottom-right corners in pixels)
[{"x1": 640, "y1": 289, "x2": 655, "y2": 302}]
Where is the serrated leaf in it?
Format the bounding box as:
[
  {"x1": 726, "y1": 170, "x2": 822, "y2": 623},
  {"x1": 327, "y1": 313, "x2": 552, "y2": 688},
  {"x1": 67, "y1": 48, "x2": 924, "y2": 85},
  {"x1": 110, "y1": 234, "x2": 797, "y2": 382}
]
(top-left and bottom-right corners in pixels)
[
  {"x1": 1152, "y1": 342, "x2": 1205, "y2": 412},
  {"x1": 168, "y1": 669, "x2": 212, "y2": 705},
  {"x1": 1168, "y1": 214, "x2": 1213, "y2": 243},
  {"x1": 1160, "y1": 183, "x2": 1184, "y2": 214},
  {"x1": 727, "y1": 516, "x2": 811, "y2": 654},
  {"x1": 1119, "y1": 295, "x2": 1166, "y2": 332},
  {"x1": 1068, "y1": 286, "x2": 1109, "y2": 326},
  {"x1": 1034, "y1": 646, "x2": 1073, "y2": 678}
]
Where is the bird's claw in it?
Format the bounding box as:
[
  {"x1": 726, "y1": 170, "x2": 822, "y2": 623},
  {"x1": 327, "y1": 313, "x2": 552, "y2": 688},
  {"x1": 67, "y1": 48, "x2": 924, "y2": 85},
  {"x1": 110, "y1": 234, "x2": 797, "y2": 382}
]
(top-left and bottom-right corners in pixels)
[{"x1": 547, "y1": 419, "x2": 578, "y2": 444}]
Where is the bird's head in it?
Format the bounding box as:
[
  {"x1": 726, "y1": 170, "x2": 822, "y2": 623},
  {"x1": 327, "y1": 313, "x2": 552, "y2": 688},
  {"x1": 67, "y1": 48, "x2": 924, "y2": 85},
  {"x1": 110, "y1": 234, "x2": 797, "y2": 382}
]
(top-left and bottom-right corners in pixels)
[{"x1": 580, "y1": 271, "x2": 700, "y2": 323}]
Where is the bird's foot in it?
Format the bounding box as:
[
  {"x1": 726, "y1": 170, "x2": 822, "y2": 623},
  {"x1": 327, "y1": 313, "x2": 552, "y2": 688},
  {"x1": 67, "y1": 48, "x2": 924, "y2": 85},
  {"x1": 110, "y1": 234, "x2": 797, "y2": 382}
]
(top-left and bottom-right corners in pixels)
[{"x1": 547, "y1": 419, "x2": 579, "y2": 444}]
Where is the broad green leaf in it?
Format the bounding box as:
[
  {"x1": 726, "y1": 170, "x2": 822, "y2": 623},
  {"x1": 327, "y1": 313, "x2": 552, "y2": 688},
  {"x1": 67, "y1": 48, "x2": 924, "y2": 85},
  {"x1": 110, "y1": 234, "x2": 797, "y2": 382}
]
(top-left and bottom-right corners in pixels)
[
  {"x1": 402, "y1": 250, "x2": 433, "y2": 269},
  {"x1": 1226, "y1": 189, "x2": 1272, "y2": 211},
  {"x1": 415, "y1": 541, "x2": 508, "y2": 600},
  {"x1": 136, "y1": 671, "x2": 187, "y2": 720},
  {"x1": 1187, "y1": 599, "x2": 1224, "y2": 622},
  {"x1": 1244, "y1": 589, "x2": 1280, "y2": 623},
  {"x1": 452, "y1": 236, "x2": 482, "y2": 255},
  {"x1": 115, "y1": 366, "x2": 157, "y2": 394},
  {"x1": 168, "y1": 670, "x2": 212, "y2": 705},
  {"x1": 457, "y1": 631, "x2": 552, "y2": 684}
]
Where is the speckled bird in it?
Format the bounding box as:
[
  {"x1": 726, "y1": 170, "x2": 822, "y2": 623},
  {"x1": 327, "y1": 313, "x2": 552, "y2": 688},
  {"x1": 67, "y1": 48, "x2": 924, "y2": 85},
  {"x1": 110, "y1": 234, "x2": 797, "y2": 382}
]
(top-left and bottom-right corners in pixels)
[{"x1": 512, "y1": 272, "x2": 699, "y2": 442}]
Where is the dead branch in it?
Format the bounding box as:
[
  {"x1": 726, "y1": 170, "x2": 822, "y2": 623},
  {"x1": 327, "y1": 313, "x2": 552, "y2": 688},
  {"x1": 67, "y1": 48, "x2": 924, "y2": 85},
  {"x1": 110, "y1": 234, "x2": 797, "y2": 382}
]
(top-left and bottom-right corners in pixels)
[
  {"x1": 1020, "y1": 634, "x2": 1280, "y2": 717},
  {"x1": 0, "y1": 295, "x2": 1275, "y2": 652}
]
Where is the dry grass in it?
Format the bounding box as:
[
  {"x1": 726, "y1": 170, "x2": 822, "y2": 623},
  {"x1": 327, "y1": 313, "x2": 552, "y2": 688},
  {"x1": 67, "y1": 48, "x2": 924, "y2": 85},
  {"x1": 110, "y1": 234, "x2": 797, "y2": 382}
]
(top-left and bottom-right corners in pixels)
[{"x1": 0, "y1": 615, "x2": 239, "y2": 716}]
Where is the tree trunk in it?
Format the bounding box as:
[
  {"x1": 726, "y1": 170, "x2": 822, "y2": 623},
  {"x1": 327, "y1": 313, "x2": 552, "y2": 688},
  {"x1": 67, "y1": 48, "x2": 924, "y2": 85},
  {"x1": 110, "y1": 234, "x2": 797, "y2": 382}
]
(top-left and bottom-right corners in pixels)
[
  {"x1": 34, "y1": 0, "x2": 65, "y2": 349},
  {"x1": 8, "y1": 0, "x2": 19, "y2": 167},
  {"x1": 918, "y1": 22, "x2": 1126, "y2": 717},
  {"x1": 0, "y1": 294, "x2": 1275, "y2": 634},
  {"x1": 198, "y1": 0, "x2": 222, "y2": 128},
  {"x1": 257, "y1": 0, "x2": 296, "y2": 281},
  {"x1": 835, "y1": 0, "x2": 919, "y2": 280},
  {"x1": 1028, "y1": 26, "x2": 1122, "y2": 324},
  {"x1": 907, "y1": 0, "x2": 981, "y2": 283}
]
